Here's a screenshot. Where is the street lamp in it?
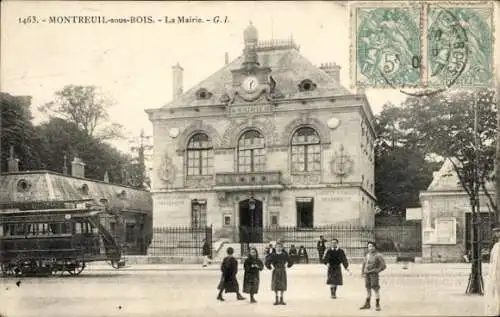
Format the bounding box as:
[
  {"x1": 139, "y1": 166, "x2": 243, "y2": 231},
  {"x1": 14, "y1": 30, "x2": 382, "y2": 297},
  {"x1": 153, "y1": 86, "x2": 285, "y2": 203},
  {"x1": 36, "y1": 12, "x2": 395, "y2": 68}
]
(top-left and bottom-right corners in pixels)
[{"x1": 466, "y1": 91, "x2": 484, "y2": 295}]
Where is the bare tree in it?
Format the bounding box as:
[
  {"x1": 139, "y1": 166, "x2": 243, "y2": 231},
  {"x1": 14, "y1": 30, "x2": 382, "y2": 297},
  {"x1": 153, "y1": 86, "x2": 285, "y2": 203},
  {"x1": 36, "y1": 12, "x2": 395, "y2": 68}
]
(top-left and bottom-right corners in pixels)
[{"x1": 39, "y1": 85, "x2": 124, "y2": 140}]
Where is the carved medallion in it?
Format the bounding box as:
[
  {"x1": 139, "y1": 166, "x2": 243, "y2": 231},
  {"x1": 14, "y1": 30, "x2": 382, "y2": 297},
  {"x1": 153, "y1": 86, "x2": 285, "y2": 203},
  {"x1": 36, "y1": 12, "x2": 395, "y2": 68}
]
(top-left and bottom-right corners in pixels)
[
  {"x1": 330, "y1": 145, "x2": 354, "y2": 180},
  {"x1": 169, "y1": 128, "x2": 180, "y2": 138},
  {"x1": 159, "y1": 153, "x2": 177, "y2": 184},
  {"x1": 327, "y1": 117, "x2": 341, "y2": 129}
]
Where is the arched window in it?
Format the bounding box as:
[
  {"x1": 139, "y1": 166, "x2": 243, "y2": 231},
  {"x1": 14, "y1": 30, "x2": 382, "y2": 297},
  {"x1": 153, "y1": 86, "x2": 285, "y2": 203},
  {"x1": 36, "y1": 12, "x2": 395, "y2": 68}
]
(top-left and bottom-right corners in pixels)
[
  {"x1": 187, "y1": 133, "x2": 213, "y2": 176},
  {"x1": 238, "y1": 130, "x2": 265, "y2": 172},
  {"x1": 291, "y1": 127, "x2": 321, "y2": 172}
]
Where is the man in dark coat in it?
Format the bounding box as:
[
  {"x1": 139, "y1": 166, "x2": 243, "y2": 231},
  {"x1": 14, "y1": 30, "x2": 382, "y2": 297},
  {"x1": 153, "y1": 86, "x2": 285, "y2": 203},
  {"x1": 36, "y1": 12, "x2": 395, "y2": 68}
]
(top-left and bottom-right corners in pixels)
[
  {"x1": 323, "y1": 238, "x2": 350, "y2": 298},
  {"x1": 265, "y1": 242, "x2": 293, "y2": 305},
  {"x1": 298, "y1": 245, "x2": 309, "y2": 264},
  {"x1": 217, "y1": 247, "x2": 245, "y2": 301},
  {"x1": 317, "y1": 235, "x2": 326, "y2": 263},
  {"x1": 288, "y1": 244, "x2": 298, "y2": 264},
  {"x1": 243, "y1": 247, "x2": 264, "y2": 303}
]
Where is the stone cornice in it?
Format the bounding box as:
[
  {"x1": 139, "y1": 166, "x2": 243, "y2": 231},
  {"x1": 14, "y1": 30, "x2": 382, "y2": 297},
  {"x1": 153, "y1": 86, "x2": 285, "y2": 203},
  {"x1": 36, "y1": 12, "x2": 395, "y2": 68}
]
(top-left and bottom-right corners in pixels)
[{"x1": 145, "y1": 94, "x2": 368, "y2": 122}]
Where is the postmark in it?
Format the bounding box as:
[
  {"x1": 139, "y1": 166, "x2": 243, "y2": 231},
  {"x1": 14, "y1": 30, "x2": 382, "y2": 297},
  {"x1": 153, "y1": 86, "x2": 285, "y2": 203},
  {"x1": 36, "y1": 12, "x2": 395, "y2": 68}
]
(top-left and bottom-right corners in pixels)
[
  {"x1": 351, "y1": 2, "x2": 422, "y2": 88},
  {"x1": 426, "y1": 3, "x2": 494, "y2": 88},
  {"x1": 350, "y1": 1, "x2": 495, "y2": 91}
]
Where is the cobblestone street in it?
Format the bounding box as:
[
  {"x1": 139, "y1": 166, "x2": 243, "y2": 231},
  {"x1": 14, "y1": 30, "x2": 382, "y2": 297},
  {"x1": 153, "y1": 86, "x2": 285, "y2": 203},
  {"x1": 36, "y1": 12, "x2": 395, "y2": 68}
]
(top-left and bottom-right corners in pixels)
[{"x1": 0, "y1": 263, "x2": 488, "y2": 317}]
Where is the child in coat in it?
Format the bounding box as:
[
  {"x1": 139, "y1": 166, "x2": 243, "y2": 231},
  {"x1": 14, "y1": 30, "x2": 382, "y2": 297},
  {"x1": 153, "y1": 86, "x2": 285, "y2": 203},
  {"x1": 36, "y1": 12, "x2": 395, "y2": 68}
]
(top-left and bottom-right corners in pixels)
[
  {"x1": 265, "y1": 242, "x2": 293, "y2": 305},
  {"x1": 217, "y1": 247, "x2": 245, "y2": 301},
  {"x1": 243, "y1": 247, "x2": 264, "y2": 303}
]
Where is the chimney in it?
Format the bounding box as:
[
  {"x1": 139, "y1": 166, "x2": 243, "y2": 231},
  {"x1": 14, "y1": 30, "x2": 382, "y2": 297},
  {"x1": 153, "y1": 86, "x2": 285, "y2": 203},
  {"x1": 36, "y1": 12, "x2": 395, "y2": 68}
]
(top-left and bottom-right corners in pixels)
[
  {"x1": 225, "y1": 52, "x2": 229, "y2": 65},
  {"x1": 62, "y1": 154, "x2": 68, "y2": 174},
  {"x1": 7, "y1": 145, "x2": 19, "y2": 172},
  {"x1": 71, "y1": 156, "x2": 86, "y2": 178},
  {"x1": 172, "y1": 63, "x2": 184, "y2": 100},
  {"x1": 319, "y1": 62, "x2": 341, "y2": 83}
]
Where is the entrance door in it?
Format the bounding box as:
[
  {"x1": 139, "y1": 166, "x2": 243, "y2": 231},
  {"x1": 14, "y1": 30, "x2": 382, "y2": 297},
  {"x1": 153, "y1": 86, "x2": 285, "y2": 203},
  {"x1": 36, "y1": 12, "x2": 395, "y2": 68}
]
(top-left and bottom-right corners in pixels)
[{"x1": 239, "y1": 198, "x2": 263, "y2": 243}]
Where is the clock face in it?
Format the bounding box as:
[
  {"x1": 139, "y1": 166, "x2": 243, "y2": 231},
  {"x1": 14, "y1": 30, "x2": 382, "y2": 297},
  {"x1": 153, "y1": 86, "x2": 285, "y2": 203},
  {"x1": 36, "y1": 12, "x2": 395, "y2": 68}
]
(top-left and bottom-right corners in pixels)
[{"x1": 242, "y1": 76, "x2": 259, "y2": 92}]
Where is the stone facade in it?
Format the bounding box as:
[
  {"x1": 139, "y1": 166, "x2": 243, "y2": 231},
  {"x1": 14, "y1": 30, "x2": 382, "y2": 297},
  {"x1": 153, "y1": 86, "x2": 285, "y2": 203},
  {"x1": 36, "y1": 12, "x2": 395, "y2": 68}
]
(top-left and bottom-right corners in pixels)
[
  {"x1": 146, "y1": 24, "x2": 376, "y2": 242},
  {"x1": 419, "y1": 158, "x2": 495, "y2": 262}
]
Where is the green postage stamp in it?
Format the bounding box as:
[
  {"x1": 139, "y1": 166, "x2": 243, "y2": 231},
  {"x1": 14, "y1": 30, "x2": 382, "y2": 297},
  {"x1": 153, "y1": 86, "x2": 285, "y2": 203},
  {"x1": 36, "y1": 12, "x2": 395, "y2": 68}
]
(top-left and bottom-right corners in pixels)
[{"x1": 350, "y1": 1, "x2": 494, "y2": 89}]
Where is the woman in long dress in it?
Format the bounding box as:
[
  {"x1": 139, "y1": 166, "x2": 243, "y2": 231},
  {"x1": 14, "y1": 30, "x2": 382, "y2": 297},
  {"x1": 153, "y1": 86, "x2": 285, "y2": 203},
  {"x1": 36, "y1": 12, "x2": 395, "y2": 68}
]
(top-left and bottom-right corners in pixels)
[
  {"x1": 265, "y1": 242, "x2": 293, "y2": 305},
  {"x1": 485, "y1": 227, "x2": 500, "y2": 316},
  {"x1": 243, "y1": 247, "x2": 264, "y2": 303}
]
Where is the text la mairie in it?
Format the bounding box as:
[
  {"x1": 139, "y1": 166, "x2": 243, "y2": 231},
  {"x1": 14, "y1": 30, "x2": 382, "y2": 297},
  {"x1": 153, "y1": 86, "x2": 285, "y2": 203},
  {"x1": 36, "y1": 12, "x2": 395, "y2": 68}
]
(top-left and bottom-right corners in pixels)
[{"x1": 145, "y1": 22, "x2": 377, "y2": 244}]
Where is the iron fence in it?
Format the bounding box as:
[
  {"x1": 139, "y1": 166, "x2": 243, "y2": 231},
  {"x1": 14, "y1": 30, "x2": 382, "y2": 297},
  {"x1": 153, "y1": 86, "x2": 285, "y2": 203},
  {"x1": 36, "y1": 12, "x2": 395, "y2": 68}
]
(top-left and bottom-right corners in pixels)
[
  {"x1": 146, "y1": 223, "x2": 423, "y2": 260},
  {"x1": 148, "y1": 225, "x2": 212, "y2": 257},
  {"x1": 240, "y1": 224, "x2": 375, "y2": 262}
]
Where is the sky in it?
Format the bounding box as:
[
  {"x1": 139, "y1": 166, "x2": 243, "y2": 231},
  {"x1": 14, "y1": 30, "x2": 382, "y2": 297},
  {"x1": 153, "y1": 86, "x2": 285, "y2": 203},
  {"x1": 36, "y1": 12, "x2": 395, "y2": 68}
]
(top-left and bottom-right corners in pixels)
[{"x1": 2, "y1": 1, "x2": 421, "y2": 154}]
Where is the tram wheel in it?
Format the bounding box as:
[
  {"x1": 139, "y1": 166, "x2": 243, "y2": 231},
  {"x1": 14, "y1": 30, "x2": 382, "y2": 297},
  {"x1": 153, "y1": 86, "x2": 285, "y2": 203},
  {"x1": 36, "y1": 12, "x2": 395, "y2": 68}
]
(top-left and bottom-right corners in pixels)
[{"x1": 67, "y1": 262, "x2": 86, "y2": 276}]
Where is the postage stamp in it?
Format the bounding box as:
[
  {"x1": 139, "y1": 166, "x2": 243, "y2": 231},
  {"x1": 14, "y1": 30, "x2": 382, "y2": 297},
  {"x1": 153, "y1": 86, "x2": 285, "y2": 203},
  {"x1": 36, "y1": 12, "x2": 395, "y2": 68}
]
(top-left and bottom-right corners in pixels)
[
  {"x1": 350, "y1": 2, "x2": 423, "y2": 88},
  {"x1": 426, "y1": 2, "x2": 494, "y2": 88},
  {"x1": 349, "y1": 1, "x2": 495, "y2": 89}
]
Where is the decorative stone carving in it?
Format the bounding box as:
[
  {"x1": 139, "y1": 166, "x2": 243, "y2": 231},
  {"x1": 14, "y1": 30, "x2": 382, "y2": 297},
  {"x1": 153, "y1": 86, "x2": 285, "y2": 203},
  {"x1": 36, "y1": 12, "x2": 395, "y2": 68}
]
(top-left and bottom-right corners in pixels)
[
  {"x1": 169, "y1": 128, "x2": 180, "y2": 138},
  {"x1": 330, "y1": 145, "x2": 354, "y2": 182},
  {"x1": 221, "y1": 116, "x2": 279, "y2": 148},
  {"x1": 159, "y1": 153, "x2": 177, "y2": 184},
  {"x1": 282, "y1": 112, "x2": 330, "y2": 145},
  {"x1": 269, "y1": 189, "x2": 282, "y2": 206},
  {"x1": 177, "y1": 120, "x2": 221, "y2": 153},
  {"x1": 185, "y1": 175, "x2": 214, "y2": 189},
  {"x1": 290, "y1": 174, "x2": 322, "y2": 185}
]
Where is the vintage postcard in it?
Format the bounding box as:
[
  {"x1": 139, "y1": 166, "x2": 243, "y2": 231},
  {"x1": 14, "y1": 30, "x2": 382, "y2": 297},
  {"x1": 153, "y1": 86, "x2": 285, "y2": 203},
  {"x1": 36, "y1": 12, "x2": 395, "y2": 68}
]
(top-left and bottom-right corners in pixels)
[{"x1": 1, "y1": 1, "x2": 500, "y2": 317}]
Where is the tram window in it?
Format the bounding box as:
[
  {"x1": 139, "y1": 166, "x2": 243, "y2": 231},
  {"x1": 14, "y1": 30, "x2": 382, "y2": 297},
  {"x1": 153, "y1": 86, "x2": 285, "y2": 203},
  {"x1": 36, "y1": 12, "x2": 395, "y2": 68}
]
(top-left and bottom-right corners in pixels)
[
  {"x1": 15, "y1": 224, "x2": 25, "y2": 235},
  {"x1": 61, "y1": 222, "x2": 71, "y2": 234},
  {"x1": 49, "y1": 223, "x2": 58, "y2": 234},
  {"x1": 74, "y1": 222, "x2": 82, "y2": 234}
]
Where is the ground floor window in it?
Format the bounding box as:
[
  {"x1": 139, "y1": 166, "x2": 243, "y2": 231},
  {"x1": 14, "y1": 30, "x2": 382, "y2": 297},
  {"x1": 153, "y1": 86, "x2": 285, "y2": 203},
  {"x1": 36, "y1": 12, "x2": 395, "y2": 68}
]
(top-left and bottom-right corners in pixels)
[
  {"x1": 191, "y1": 199, "x2": 207, "y2": 228},
  {"x1": 125, "y1": 223, "x2": 136, "y2": 243},
  {"x1": 296, "y1": 197, "x2": 314, "y2": 228}
]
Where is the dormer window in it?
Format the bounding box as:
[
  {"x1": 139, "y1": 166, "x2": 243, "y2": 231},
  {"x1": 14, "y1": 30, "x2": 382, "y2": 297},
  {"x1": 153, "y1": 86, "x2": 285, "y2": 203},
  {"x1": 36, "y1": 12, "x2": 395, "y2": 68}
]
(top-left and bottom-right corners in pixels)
[
  {"x1": 17, "y1": 179, "x2": 31, "y2": 192},
  {"x1": 196, "y1": 88, "x2": 212, "y2": 100},
  {"x1": 298, "y1": 79, "x2": 317, "y2": 92},
  {"x1": 117, "y1": 190, "x2": 127, "y2": 199}
]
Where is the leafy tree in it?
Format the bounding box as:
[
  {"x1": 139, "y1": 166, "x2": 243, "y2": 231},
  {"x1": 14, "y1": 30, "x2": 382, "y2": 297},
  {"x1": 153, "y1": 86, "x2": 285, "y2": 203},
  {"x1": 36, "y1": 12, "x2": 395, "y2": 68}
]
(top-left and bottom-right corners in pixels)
[
  {"x1": 35, "y1": 117, "x2": 132, "y2": 183},
  {"x1": 374, "y1": 102, "x2": 437, "y2": 217},
  {"x1": 399, "y1": 89, "x2": 496, "y2": 214},
  {"x1": 39, "y1": 85, "x2": 124, "y2": 140},
  {"x1": 0, "y1": 92, "x2": 42, "y2": 172}
]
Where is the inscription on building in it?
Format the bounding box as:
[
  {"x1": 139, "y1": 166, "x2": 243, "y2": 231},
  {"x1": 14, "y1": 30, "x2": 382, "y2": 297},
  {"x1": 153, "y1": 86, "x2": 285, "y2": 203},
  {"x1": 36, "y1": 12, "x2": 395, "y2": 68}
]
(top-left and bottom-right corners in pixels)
[
  {"x1": 155, "y1": 197, "x2": 186, "y2": 207},
  {"x1": 228, "y1": 104, "x2": 274, "y2": 116},
  {"x1": 318, "y1": 191, "x2": 354, "y2": 202}
]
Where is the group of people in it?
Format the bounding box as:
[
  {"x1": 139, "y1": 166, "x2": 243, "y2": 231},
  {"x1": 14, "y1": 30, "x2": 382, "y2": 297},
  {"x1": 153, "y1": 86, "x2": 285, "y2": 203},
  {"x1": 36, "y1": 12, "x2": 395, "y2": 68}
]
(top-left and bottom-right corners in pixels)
[
  {"x1": 215, "y1": 238, "x2": 387, "y2": 311},
  {"x1": 217, "y1": 242, "x2": 293, "y2": 305}
]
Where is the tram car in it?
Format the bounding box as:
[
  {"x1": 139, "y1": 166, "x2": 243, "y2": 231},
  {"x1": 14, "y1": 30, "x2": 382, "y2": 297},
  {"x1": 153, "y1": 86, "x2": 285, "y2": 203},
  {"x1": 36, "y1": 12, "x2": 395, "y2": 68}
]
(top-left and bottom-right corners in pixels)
[
  {"x1": 0, "y1": 169, "x2": 153, "y2": 277},
  {"x1": 0, "y1": 198, "x2": 150, "y2": 276}
]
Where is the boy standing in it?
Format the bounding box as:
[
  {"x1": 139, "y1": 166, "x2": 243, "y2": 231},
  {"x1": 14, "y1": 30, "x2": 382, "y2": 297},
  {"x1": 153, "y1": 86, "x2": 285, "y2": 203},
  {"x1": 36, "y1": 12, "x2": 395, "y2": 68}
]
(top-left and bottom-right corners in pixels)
[
  {"x1": 323, "y1": 238, "x2": 350, "y2": 299},
  {"x1": 360, "y1": 241, "x2": 386, "y2": 311}
]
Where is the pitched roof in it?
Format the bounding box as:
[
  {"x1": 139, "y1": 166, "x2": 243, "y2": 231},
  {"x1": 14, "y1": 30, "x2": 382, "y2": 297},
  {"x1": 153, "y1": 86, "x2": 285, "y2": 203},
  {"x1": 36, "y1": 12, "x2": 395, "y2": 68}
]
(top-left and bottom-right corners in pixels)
[
  {"x1": 163, "y1": 45, "x2": 350, "y2": 108},
  {"x1": 425, "y1": 157, "x2": 494, "y2": 192},
  {"x1": 0, "y1": 171, "x2": 152, "y2": 213}
]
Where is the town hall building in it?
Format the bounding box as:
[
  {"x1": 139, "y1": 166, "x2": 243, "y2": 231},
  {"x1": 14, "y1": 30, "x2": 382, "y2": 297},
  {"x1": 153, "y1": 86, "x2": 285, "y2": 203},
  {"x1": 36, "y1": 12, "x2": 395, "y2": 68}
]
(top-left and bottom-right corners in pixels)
[{"x1": 146, "y1": 23, "x2": 377, "y2": 244}]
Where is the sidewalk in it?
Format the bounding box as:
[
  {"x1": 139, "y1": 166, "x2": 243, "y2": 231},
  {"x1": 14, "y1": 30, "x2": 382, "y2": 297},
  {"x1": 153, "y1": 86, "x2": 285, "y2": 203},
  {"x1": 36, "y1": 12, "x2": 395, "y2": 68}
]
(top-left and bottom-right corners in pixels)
[{"x1": 86, "y1": 262, "x2": 490, "y2": 276}]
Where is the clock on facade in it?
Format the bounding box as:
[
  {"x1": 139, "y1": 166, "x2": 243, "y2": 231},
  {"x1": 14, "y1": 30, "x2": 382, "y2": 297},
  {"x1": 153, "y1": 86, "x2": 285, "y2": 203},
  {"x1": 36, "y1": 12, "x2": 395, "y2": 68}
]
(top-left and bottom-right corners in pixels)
[{"x1": 242, "y1": 76, "x2": 259, "y2": 92}]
